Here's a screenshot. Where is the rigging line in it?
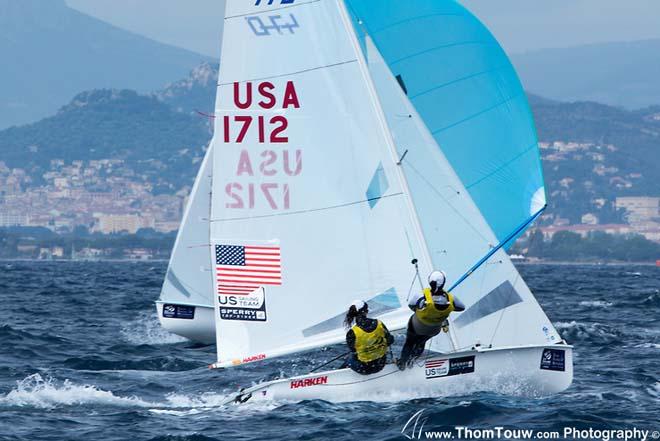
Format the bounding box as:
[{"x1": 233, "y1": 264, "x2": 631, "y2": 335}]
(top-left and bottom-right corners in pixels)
[
  {"x1": 401, "y1": 160, "x2": 490, "y2": 244},
  {"x1": 210, "y1": 192, "x2": 404, "y2": 222},
  {"x1": 317, "y1": 366, "x2": 402, "y2": 386},
  {"x1": 309, "y1": 351, "x2": 350, "y2": 373},
  {"x1": 218, "y1": 59, "x2": 357, "y2": 86},
  {"x1": 225, "y1": 0, "x2": 321, "y2": 19},
  {"x1": 447, "y1": 204, "x2": 547, "y2": 293},
  {"x1": 405, "y1": 266, "x2": 419, "y2": 303},
  {"x1": 195, "y1": 110, "x2": 216, "y2": 119}
]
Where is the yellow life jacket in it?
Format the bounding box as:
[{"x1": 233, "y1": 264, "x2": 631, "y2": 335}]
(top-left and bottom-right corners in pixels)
[
  {"x1": 415, "y1": 288, "x2": 455, "y2": 326},
  {"x1": 352, "y1": 321, "x2": 388, "y2": 363}
]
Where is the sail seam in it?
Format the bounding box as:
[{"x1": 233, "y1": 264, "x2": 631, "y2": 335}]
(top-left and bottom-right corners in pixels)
[
  {"x1": 225, "y1": 0, "x2": 321, "y2": 19},
  {"x1": 465, "y1": 142, "x2": 538, "y2": 190},
  {"x1": 209, "y1": 192, "x2": 404, "y2": 222},
  {"x1": 367, "y1": 13, "x2": 466, "y2": 36},
  {"x1": 409, "y1": 64, "x2": 510, "y2": 100},
  {"x1": 430, "y1": 90, "x2": 525, "y2": 135},
  {"x1": 218, "y1": 59, "x2": 358, "y2": 86},
  {"x1": 390, "y1": 40, "x2": 494, "y2": 65}
]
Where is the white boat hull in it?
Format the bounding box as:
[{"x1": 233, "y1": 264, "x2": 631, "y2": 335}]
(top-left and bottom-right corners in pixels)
[
  {"x1": 225, "y1": 344, "x2": 573, "y2": 404},
  {"x1": 156, "y1": 301, "x2": 215, "y2": 344}
]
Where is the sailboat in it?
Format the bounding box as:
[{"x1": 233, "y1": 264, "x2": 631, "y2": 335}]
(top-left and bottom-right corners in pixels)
[
  {"x1": 156, "y1": 143, "x2": 216, "y2": 343},
  {"x1": 162, "y1": 0, "x2": 573, "y2": 402}
]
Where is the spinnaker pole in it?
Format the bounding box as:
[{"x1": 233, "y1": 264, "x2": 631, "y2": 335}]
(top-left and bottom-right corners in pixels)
[{"x1": 447, "y1": 205, "x2": 547, "y2": 293}]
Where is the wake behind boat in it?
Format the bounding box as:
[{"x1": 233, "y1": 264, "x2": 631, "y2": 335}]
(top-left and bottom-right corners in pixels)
[{"x1": 160, "y1": 0, "x2": 573, "y2": 403}]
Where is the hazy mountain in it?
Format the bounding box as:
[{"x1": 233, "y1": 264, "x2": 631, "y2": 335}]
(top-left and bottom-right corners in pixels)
[
  {"x1": 513, "y1": 39, "x2": 660, "y2": 109},
  {"x1": 0, "y1": 88, "x2": 212, "y2": 187},
  {"x1": 1, "y1": 59, "x2": 658, "y2": 226},
  {"x1": 154, "y1": 62, "x2": 219, "y2": 114},
  {"x1": 0, "y1": 0, "x2": 210, "y2": 129}
]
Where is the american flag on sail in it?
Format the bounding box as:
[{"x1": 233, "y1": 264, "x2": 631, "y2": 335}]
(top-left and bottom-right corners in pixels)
[{"x1": 215, "y1": 244, "x2": 282, "y2": 295}]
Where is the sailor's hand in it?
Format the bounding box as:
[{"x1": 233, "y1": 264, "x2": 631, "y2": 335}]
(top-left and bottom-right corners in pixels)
[{"x1": 416, "y1": 298, "x2": 426, "y2": 309}]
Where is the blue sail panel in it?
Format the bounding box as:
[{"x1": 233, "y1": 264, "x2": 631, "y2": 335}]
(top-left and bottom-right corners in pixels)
[{"x1": 345, "y1": 0, "x2": 546, "y2": 244}]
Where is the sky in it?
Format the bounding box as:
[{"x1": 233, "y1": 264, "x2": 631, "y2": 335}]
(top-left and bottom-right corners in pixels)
[{"x1": 65, "y1": 0, "x2": 660, "y2": 57}]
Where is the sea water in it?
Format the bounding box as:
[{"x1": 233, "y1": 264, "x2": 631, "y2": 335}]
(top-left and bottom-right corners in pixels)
[{"x1": 0, "y1": 262, "x2": 658, "y2": 440}]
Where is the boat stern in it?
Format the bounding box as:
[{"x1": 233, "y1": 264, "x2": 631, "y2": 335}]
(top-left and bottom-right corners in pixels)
[{"x1": 155, "y1": 301, "x2": 216, "y2": 344}]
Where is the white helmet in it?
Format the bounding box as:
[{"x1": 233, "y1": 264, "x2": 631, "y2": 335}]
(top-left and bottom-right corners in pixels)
[{"x1": 428, "y1": 270, "x2": 446, "y2": 288}]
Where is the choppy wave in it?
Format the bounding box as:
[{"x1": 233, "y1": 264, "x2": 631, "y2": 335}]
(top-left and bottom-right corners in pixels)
[
  {"x1": 554, "y1": 320, "x2": 621, "y2": 343},
  {"x1": 0, "y1": 374, "x2": 277, "y2": 416},
  {"x1": 578, "y1": 300, "x2": 613, "y2": 307},
  {"x1": 0, "y1": 324, "x2": 69, "y2": 345},
  {"x1": 2, "y1": 261, "x2": 659, "y2": 440},
  {"x1": 146, "y1": 436, "x2": 222, "y2": 441},
  {"x1": 121, "y1": 310, "x2": 187, "y2": 345},
  {"x1": 0, "y1": 374, "x2": 152, "y2": 409},
  {"x1": 62, "y1": 355, "x2": 200, "y2": 372}
]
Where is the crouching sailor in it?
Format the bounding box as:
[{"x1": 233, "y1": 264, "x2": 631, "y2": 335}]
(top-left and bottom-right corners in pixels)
[
  {"x1": 397, "y1": 270, "x2": 465, "y2": 370},
  {"x1": 344, "y1": 300, "x2": 394, "y2": 375}
]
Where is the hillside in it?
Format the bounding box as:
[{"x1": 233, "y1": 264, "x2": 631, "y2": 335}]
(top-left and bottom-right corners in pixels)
[
  {"x1": 154, "y1": 62, "x2": 219, "y2": 115},
  {"x1": 0, "y1": 88, "x2": 211, "y2": 188},
  {"x1": 0, "y1": 0, "x2": 209, "y2": 129},
  {"x1": 512, "y1": 39, "x2": 660, "y2": 109},
  {"x1": 0, "y1": 63, "x2": 657, "y2": 229},
  {"x1": 530, "y1": 94, "x2": 660, "y2": 223}
]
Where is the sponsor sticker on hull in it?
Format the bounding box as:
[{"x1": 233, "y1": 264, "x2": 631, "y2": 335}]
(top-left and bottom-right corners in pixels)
[
  {"x1": 540, "y1": 348, "x2": 565, "y2": 372},
  {"x1": 424, "y1": 358, "x2": 449, "y2": 379},
  {"x1": 231, "y1": 353, "x2": 267, "y2": 366},
  {"x1": 425, "y1": 356, "x2": 475, "y2": 380},
  {"x1": 290, "y1": 375, "x2": 328, "y2": 389},
  {"x1": 162, "y1": 304, "x2": 195, "y2": 320}
]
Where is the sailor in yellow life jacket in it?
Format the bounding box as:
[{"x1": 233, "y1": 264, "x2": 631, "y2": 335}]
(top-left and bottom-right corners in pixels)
[
  {"x1": 344, "y1": 300, "x2": 394, "y2": 375},
  {"x1": 397, "y1": 270, "x2": 465, "y2": 370}
]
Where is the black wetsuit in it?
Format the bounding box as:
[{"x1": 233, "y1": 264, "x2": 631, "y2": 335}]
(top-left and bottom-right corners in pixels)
[{"x1": 345, "y1": 316, "x2": 394, "y2": 375}]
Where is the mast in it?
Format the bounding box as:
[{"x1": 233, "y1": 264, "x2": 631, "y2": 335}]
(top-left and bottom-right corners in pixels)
[{"x1": 336, "y1": 0, "x2": 458, "y2": 349}]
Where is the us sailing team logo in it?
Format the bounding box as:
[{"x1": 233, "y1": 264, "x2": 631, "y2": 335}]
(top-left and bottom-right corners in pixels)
[
  {"x1": 425, "y1": 356, "x2": 476, "y2": 379},
  {"x1": 424, "y1": 359, "x2": 449, "y2": 379},
  {"x1": 215, "y1": 243, "x2": 282, "y2": 322}
]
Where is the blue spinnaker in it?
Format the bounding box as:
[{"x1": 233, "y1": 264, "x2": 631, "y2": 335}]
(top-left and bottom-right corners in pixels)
[{"x1": 345, "y1": 0, "x2": 546, "y2": 245}]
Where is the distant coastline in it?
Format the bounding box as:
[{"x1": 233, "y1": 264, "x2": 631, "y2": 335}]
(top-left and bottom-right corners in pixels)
[
  {"x1": 1, "y1": 258, "x2": 656, "y2": 266},
  {"x1": 515, "y1": 260, "x2": 658, "y2": 266}
]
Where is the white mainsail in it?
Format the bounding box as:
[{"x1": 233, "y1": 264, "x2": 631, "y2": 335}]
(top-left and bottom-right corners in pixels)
[
  {"x1": 209, "y1": 0, "x2": 432, "y2": 367},
  {"x1": 159, "y1": 144, "x2": 214, "y2": 309}
]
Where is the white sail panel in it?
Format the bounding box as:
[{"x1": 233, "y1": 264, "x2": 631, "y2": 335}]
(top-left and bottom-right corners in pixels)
[
  {"x1": 210, "y1": 0, "x2": 429, "y2": 366},
  {"x1": 363, "y1": 36, "x2": 562, "y2": 353},
  {"x1": 159, "y1": 144, "x2": 214, "y2": 307}
]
